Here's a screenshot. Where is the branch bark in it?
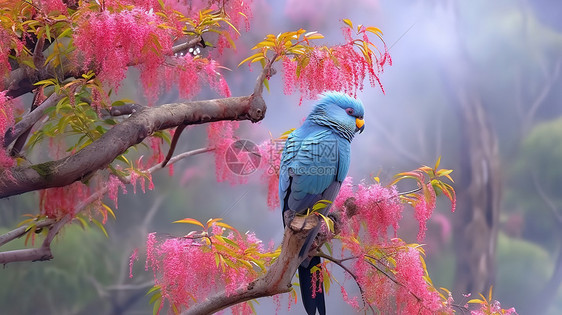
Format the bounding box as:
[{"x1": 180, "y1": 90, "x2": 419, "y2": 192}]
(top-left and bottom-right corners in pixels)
[
  {"x1": 0, "y1": 94, "x2": 266, "y2": 198},
  {"x1": 182, "y1": 215, "x2": 319, "y2": 315}
]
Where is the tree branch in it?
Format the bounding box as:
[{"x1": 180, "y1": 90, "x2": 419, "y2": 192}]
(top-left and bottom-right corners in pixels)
[
  {"x1": 172, "y1": 36, "x2": 204, "y2": 55},
  {"x1": 253, "y1": 55, "x2": 277, "y2": 96},
  {"x1": 316, "y1": 252, "x2": 374, "y2": 312},
  {"x1": 0, "y1": 94, "x2": 266, "y2": 198},
  {"x1": 0, "y1": 215, "x2": 70, "y2": 264},
  {"x1": 0, "y1": 218, "x2": 56, "y2": 247},
  {"x1": 182, "y1": 215, "x2": 319, "y2": 315},
  {"x1": 0, "y1": 146, "x2": 209, "y2": 264},
  {"x1": 108, "y1": 103, "x2": 144, "y2": 117}
]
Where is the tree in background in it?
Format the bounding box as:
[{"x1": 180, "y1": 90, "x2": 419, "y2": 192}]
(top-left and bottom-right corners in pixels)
[{"x1": 0, "y1": 0, "x2": 515, "y2": 314}]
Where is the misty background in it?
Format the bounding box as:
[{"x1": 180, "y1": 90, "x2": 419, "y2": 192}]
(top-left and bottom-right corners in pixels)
[{"x1": 1, "y1": 0, "x2": 562, "y2": 314}]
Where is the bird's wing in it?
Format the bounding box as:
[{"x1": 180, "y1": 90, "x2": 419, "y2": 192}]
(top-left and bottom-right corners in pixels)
[{"x1": 280, "y1": 128, "x2": 345, "y2": 214}]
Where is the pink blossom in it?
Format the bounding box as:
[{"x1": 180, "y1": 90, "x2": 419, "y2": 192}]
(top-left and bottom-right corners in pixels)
[
  {"x1": 258, "y1": 139, "x2": 282, "y2": 209},
  {"x1": 148, "y1": 137, "x2": 164, "y2": 165},
  {"x1": 414, "y1": 184, "x2": 436, "y2": 241},
  {"x1": 282, "y1": 26, "x2": 391, "y2": 100},
  {"x1": 395, "y1": 246, "x2": 444, "y2": 314},
  {"x1": 340, "y1": 286, "x2": 359, "y2": 310},
  {"x1": 0, "y1": 29, "x2": 15, "y2": 81},
  {"x1": 354, "y1": 257, "x2": 395, "y2": 311},
  {"x1": 39, "y1": 181, "x2": 91, "y2": 219},
  {"x1": 334, "y1": 176, "x2": 354, "y2": 210},
  {"x1": 107, "y1": 174, "x2": 127, "y2": 208},
  {"x1": 36, "y1": 0, "x2": 67, "y2": 14},
  {"x1": 354, "y1": 183, "x2": 403, "y2": 240},
  {"x1": 143, "y1": 230, "x2": 266, "y2": 313},
  {"x1": 128, "y1": 157, "x2": 154, "y2": 194},
  {"x1": 207, "y1": 121, "x2": 247, "y2": 185},
  {"x1": 73, "y1": 8, "x2": 174, "y2": 92}
]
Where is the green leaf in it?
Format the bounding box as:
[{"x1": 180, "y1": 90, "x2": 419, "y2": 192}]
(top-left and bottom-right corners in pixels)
[
  {"x1": 102, "y1": 203, "x2": 116, "y2": 220},
  {"x1": 34, "y1": 79, "x2": 56, "y2": 86},
  {"x1": 317, "y1": 213, "x2": 334, "y2": 233},
  {"x1": 21, "y1": 58, "x2": 37, "y2": 70},
  {"x1": 148, "y1": 291, "x2": 162, "y2": 304},
  {"x1": 312, "y1": 200, "x2": 332, "y2": 212},
  {"x1": 174, "y1": 218, "x2": 205, "y2": 228},
  {"x1": 146, "y1": 285, "x2": 161, "y2": 295},
  {"x1": 91, "y1": 218, "x2": 108, "y2": 237},
  {"x1": 323, "y1": 242, "x2": 333, "y2": 256},
  {"x1": 57, "y1": 28, "x2": 72, "y2": 39},
  {"x1": 45, "y1": 24, "x2": 51, "y2": 41},
  {"x1": 238, "y1": 52, "x2": 264, "y2": 67},
  {"x1": 75, "y1": 216, "x2": 89, "y2": 230},
  {"x1": 263, "y1": 77, "x2": 270, "y2": 92},
  {"x1": 151, "y1": 295, "x2": 162, "y2": 315},
  {"x1": 434, "y1": 156, "x2": 441, "y2": 170}
]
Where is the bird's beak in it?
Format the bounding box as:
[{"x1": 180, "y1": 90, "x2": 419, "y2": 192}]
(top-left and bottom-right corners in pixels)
[{"x1": 356, "y1": 117, "x2": 365, "y2": 133}]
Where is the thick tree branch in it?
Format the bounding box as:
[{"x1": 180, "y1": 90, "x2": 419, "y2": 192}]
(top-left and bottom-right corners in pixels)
[
  {"x1": 182, "y1": 215, "x2": 319, "y2": 315},
  {"x1": 109, "y1": 103, "x2": 144, "y2": 117},
  {"x1": 0, "y1": 95, "x2": 266, "y2": 198},
  {"x1": 3, "y1": 63, "x2": 82, "y2": 99}
]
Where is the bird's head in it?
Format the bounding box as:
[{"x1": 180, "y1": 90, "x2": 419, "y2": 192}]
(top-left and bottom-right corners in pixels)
[{"x1": 310, "y1": 92, "x2": 365, "y2": 139}]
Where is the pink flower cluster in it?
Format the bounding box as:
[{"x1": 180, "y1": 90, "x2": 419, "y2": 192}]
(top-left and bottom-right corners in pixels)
[
  {"x1": 128, "y1": 157, "x2": 154, "y2": 194},
  {"x1": 414, "y1": 184, "x2": 437, "y2": 241},
  {"x1": 0, "y1": 29, "x2": 15, "y2": 81},
  {"x1": 39, "y1": 181, "x2": 91, "y2": 219},
  {"x1": 207, "y1": 121, "x2": 246, "y2": 185},
  {"x1": 354, "y1": 256, "x2": 396, "y2": 311},
  {"x1": 395, "y1": 245, "x2": 446, "y2": 314},
  {"x1": 334, "y1": 178, "x2": 403, "y2": 242},
  {"x1": 36, "y1": 0, "x2": 68, "y2": 14},
  {"x1": 107, "y1": 174, "x2": 127, "y2": 209},
  {"x1": 282, "y1": 26, "x2": 391, "y2": 100},
  {"x1": 470, "y1": 301, "x2": 518, "y2": 315},
  {"x1": 73, "y1": 8, "x2": 174, "y2": 90},
  {"x1": 333, "y1": 177, "x2": 451, "y2": 313},
  {"x1": 144, "y1": 229, "x2": 265, "y2": 313},
  {"x1": 171, "y1": 56, "x2": 232, "y2": 99},
  {"x1": 258, "y1": 139, "x2": 283, "y2": 209}
]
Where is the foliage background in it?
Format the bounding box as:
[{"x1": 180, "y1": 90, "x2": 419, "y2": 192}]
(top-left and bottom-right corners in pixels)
[{"x1": 1, "y1": 0, "x2": 562, "y2": 314}]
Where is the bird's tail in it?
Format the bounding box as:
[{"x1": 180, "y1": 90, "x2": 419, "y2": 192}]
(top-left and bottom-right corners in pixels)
[{"x1": 298, "y1": 256, "x2": 326, "y2": 315}]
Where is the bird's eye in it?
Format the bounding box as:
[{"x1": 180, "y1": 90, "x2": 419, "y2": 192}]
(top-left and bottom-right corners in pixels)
[{"x1": 345, "y1": 108, "x2": 354, "y2": 115}]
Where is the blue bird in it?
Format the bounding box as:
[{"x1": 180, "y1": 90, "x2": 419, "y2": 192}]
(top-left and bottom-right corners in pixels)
[{"x1": 279, "y1": 92, "x2": 365, "y2": 315}]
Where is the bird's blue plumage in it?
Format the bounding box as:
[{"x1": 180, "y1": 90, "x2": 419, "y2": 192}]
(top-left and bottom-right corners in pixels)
[{"x1": 279, "y1": 92, "x2": 365, "y2": 315}]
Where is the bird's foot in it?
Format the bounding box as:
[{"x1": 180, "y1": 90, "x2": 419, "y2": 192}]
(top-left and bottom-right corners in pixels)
[{"x1": 283, "y1": 210, "x2": 296, "y2": 226}]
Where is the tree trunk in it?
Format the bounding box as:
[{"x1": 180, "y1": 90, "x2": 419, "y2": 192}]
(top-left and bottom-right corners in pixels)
[{"x1": 452, "y1": 89, "x2": 502, "y2": 297}]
